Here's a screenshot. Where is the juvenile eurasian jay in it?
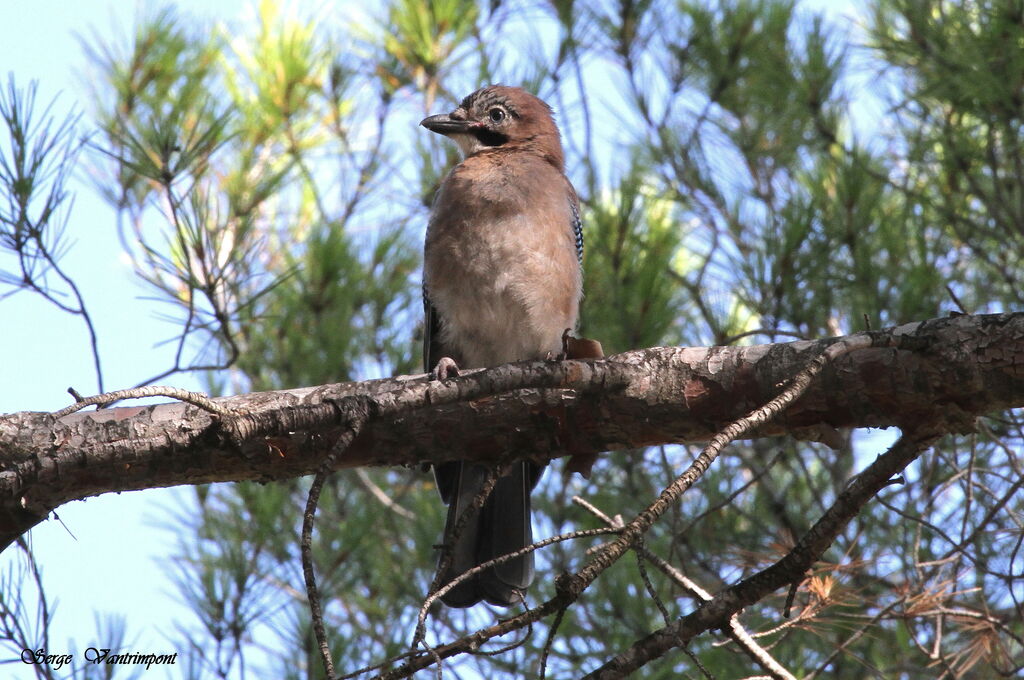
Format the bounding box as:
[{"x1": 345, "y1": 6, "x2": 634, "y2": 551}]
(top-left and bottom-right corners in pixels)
[{"x1": 420, "y1": 85, "x2": 583, "y2": 607}]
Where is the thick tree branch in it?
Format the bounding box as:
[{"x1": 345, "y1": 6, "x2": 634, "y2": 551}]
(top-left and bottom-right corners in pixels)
[{"x1": 0, "y1": 312, "x2": 1021, "y2": 552}]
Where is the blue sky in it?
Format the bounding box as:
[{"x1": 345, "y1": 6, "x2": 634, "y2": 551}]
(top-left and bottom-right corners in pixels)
[{"x1": 0, "y1": 1, "x2": 870, "y2": 678}]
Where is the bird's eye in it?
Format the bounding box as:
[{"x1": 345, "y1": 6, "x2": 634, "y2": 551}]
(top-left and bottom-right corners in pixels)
[{"x1": 488, "y1": 108, "x2": 506, "y2": 123}]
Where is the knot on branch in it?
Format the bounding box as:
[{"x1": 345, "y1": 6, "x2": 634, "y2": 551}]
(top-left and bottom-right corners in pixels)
[{"x1": 554, "y1": 571, "x2": 586, "y2": 600}]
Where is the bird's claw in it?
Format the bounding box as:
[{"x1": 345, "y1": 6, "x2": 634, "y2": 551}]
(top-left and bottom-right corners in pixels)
[
  {"x1": 431, "y1": 356, "x2": 461, "y2": 381},
  {"x1": 547, "y1": 328, "x2": 572, "y2": 361}
]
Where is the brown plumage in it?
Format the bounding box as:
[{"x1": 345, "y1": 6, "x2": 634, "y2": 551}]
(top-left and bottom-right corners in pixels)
[{"x1": 421, "y1": 85, "x2": 583, "y2": 607}]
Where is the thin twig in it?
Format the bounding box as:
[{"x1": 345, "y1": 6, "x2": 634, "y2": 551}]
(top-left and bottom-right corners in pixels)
[
  {"x1": 804, "y1": 598, "x2": 904, "y2": 680},
  {"x1": 423, "y1": 464, "x2": 503, "y2": 621},
  {"x1": 634, "y1": 536, "x2": 672, "y2": 625},
  {"x1": 52, "y1": 385, "x2": 231, "y2": 418},
  {"x1": 576, "y1": 497, "x2": 798, "y2": 680},
  {"x1": 355, "y1": 469, "x2": 415, "y2": 520},
  {"x1": 415, "y1": 527, "x2": 619, "y2": 645},
  {"x1": 578, "y1": 335, "x2": 876, "y2": 589},
  {"x1": 302, "y1": 399, "x2": 373, "y2": 680},
  {"x1": 944, "y1": 284, "x2": 969, "y2": 314},
  {"x1": 538, "y1": 606, "x2": 568, "y2": 680},
  {"x1": 581, "y1": 430, "x2": 942, "y2": 679}
]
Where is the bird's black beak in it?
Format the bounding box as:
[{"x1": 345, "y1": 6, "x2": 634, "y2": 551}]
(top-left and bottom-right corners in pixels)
[{"x1": 420, "y1": 113, "x2": 471, "y2": 135}]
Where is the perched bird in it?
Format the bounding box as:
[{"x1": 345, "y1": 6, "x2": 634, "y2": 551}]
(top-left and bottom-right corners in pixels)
[{"x1": 421, "y1": 85, "x2": 584, "y2": 607}]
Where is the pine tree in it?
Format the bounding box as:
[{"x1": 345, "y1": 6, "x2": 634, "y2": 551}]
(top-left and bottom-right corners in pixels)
[{"x1": 2, "y1": 1, "x2": 1023, "y2": 677}]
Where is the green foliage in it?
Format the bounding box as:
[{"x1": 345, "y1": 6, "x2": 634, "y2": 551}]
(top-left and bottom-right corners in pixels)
[
  {"x1": 79, "y1": 2, "x2": 419, "y2": 387},
  {"x1": 4, "y1": 0, "x2": 1024, "y2": 677},
  {"x1": 0, "y1": 77, "x2": 103, "y2": 390},
  {"x1": 871, "y1": 0, "x2": 1024, "y2": 310},
  {"x1": 80, "y1": 6, "x2": 223, "y2": 210},
  {"x1": 579, "y1": 164, "x2": 687, "y2": 352},
  {"x1": 380, "y1": 0, "x2": 480, "y2": 101}
]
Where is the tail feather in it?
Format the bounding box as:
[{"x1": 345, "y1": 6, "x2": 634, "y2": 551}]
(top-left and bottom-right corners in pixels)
[{"x1": 434, "y1": 461, "x2": 541, "y2": 607}]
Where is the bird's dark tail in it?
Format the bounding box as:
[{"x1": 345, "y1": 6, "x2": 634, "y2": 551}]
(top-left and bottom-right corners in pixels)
[{"x1": 434, "y1": 461, "x2": 541, "y2": 607}]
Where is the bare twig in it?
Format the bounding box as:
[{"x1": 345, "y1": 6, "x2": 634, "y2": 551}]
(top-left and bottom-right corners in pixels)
[
  {"x1": 804, "y1": 598, "x2": 904, "y2": 680},
  {"x1": 52, "y1": 385, "x2": 231, "y2": 418},
  {"x1": 538, "y1": 606, "x2": 568, "y2": 680},
  {"x1": 415, "y1": 526, "x2": 619, "y2": 645},
  {"x1": 575, "y1": 496, "x2": 798, "y2": 680},
  {"x1": 301, "y1": 398, "x2": 373, "y2": 680},
  {"x1": 423, "y1": 464, "x2": 503, "y2": 620},
  {"x1": 581, "y1": 429, "x2": 942, "y2": 679},
  {"x1": 576, "y1": 335, "x2": 876, "y2": 592},
  {"x1": 355, "y1": 469, "x2": 415, "y2": 520},
  {"x1": 634, "y1": 536, "x2": 672, "y2": 625}
]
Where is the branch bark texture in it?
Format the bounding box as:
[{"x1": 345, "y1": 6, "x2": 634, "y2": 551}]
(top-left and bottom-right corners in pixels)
[{"x1": 0, "y1": 312, "x2": 1021, "y2": 550}]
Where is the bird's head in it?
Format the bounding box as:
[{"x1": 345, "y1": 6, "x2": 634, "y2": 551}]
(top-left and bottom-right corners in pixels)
[{"x1": 420, "y1": 85, "x2": 564, "y2": 169}]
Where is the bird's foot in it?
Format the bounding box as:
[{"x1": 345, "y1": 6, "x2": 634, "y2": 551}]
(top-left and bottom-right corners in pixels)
[
  {"x1": 431, "y1": 356, "x2": 461, "y2": 381},
  {"x1": 548, "y1": 328, "x2": 572, "y2": 361}
]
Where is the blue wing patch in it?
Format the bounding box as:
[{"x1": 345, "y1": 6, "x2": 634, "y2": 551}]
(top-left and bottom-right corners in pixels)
[{"x1": 569, "y1": 199, "x2": 584, "y2": 264}]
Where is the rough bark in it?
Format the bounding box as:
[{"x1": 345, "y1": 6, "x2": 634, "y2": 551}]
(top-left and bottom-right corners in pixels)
[{"x1": 0, "y1": 312, "x2": 1021, "y2": 551}]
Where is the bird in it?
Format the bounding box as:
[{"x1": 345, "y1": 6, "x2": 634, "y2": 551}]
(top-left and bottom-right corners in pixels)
[{"x1": 420, "y1": 85, "x2": 584, "y2": 607}]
